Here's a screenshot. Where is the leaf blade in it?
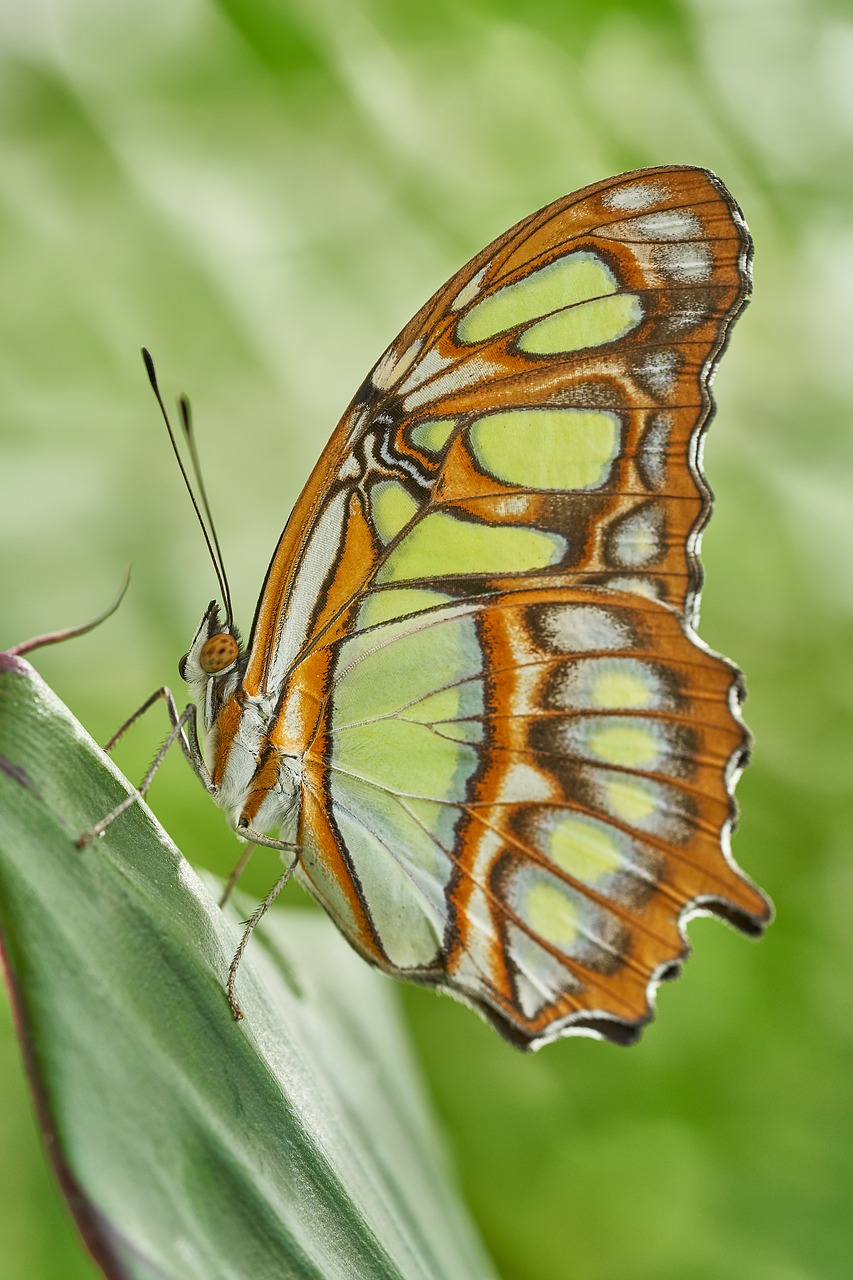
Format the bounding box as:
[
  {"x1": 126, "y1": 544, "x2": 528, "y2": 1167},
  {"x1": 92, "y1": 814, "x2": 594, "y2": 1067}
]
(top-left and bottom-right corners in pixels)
[{"x1": 0, "y1": 657, "x2": 495, "y2": 1280}]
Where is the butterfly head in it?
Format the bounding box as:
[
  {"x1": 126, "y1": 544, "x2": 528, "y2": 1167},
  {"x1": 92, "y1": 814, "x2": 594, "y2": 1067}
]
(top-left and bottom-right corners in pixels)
[{"x1": 178, "y1": 600, "x2": 243, "y2": 728}]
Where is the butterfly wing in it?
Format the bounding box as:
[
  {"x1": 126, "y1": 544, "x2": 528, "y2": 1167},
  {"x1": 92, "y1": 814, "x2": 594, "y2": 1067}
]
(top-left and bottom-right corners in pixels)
[
  {"x1": 240, "y1": 165, "x2": 770, "y2": 1047},
  {"x1": 296, "y1": 583, "x2": 763, "y2": 1047}
]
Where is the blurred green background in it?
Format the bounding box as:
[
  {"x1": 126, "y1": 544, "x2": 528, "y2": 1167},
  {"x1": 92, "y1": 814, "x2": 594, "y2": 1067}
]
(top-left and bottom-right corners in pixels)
[{"x1": 1, "y1": 0, "x2": 850, "y2": 1276}]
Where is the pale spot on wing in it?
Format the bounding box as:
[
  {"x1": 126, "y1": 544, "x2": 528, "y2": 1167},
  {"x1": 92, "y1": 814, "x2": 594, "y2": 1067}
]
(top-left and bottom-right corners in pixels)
[
  {"x1": 523, "y1": 878, "x2": 580, "y2": 948},
  {"x1": 496, "y1": 761, "x2": 558, "y2": 804},
  {"x1": 637, "y1": 413, "x2": 671, "y2": 489},
  {"x1": 564, "y1": 715, "x2": 696, "y2": 782},
  {"x1": 610, "y1": 506, "x2": 664, "y2": 568},
  {"x1": 549, "y1": 657, "x2": 675, "y2": 720},
  {"x1": 667, "y1": 301, "x2": 712, "y2": 333},
  {"x1": 580, "y1": 659, "x2": 667, "y2": 711},
  {"x1": 534, "y1": 603, "x2": 632, "y2": 653},
  {"x1": 524, "y1": 810, "x2": 662, "y2": 912},
  {"x1": 585, "y1": 721, "x2": 665, "y2": 770},
  {"x1": 371, "y1": 338, "x2": 423, "y2": 390},
  {"x1": 603, "y1": 775, "x2": 658, "y2": 825},
  {"x1": 597, "y1": 773, "x2": 694, "y2": 843},
  {"x1": 402, "y1": 354, "x2": 504, "y2": 412},
  {"x1": 447, "y1": 829, "x2": 504, "y2": 993},
  {"x1": 654, "y1": 240, "x2": 713, "y2": 282},
  {"x1": 397, "y1": 347, "x2": 455, "y2": 393},
  {"x1": 508, "y1": 925, "x2": 578, "y2": 1017},
  {"x1": 631, "y1": 209, "x2": 702, "y2": 239},
  {"x1": 636, "y1": 350, "x2": 680, "y2": 395},
  {"x1": 601, "y1": 180, "x2": 667, "y2": 212},
  {"x1": 508, "y1": 865, "x2": 628, "y2": 972},
  {"x1": 492, "y1": 494, "x2": 533, "y2": 517},
  {"x1": 606, "y1": 575, "x2": 662, "y2": 601},
  {"x1": 344, "y1": 403, "x2": 371, "y2": 445},
  {"x1": 541, "y1": 812, "x2": 625, "y2": 884},
  {"x1": 451, "y1": 265, "x2": 488, "y2": 311}
]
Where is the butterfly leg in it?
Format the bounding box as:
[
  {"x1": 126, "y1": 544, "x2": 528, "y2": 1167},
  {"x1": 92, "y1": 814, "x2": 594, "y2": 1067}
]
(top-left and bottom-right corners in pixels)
[
  {"x1": 76, "y1": 689, "x2": 212, "y2": 847},
  {"x1": 219, "y1": 812, "x2": 303, "y2": 907},
  {"x1": 226, "y1": 846, "x2": 302, "y2": 1020},
  {"x1": 218, "y1": 842, "x2": 256, "y2": 908},
  {"x1": 102, "y1": 685, "x2": 196, "y2": 759}
]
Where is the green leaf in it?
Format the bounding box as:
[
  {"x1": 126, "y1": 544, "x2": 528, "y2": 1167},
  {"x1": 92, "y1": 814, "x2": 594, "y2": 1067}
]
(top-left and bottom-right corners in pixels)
[{"x1": 0, "y1": 655, "x2": 495, "y2": 1280}]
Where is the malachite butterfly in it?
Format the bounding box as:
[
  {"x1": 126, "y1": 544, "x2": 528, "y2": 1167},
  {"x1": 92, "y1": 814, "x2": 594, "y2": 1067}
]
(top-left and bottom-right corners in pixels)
[{"x1": 127, "y1": 165, "x2": 773, "y2": 1048}]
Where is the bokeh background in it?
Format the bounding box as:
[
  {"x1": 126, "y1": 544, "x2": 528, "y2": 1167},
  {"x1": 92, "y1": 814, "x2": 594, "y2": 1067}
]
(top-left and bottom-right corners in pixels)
[{"x1": 1, "y1": 0, "x2": 851, "y2": 1276}]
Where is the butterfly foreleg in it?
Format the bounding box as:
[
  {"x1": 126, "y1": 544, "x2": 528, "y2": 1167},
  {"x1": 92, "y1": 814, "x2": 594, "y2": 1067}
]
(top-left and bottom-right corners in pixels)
[{"x1": 77, "y1": 688, "x2": 213, "y2": 848}]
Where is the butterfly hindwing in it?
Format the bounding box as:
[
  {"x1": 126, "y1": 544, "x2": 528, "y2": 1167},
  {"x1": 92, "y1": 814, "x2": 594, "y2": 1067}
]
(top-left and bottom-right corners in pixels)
[{"x1": 291, "y1": 584, "x2": 765, "y2": 1047}]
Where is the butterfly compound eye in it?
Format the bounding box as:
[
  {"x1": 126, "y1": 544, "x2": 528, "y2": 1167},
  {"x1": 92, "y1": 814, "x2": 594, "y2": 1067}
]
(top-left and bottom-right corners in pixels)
[{"x1": 199, "y1": 633, "x2": 239, "y2": 674}]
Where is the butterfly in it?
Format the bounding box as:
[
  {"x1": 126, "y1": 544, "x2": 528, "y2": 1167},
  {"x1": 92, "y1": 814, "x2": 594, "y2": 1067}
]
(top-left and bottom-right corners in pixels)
[{"x1": 101, "y1": 165, "x2": 772, "y2": 1049}]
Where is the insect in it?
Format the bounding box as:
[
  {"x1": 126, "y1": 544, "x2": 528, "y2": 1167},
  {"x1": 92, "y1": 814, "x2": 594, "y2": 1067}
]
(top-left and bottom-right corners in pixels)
[{"x1": 91, "y1": 165, "x2": 772, "y2": 1048}]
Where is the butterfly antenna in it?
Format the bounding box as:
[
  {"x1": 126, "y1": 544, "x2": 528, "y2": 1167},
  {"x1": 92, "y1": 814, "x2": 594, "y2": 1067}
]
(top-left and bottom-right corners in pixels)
[
  {"x1": 141, "y1": 348, "x2": 234, "y2": 628},
  {"x1": 178, "y1": 394, "x2": 234, "y2": 628}
]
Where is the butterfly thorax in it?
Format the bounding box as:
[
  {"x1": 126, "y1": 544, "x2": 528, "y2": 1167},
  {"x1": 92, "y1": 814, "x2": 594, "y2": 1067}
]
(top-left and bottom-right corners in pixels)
[{"x1": 180, "y1": 601, "x2": 300, "y2": 840}]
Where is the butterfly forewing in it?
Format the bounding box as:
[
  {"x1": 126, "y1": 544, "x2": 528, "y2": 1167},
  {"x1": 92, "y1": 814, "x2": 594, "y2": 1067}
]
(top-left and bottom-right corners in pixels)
[
  {"x1": 244, "y1": 164, "x2": 749, "y2": 700},
  {"x1": 230, "y1": 165, "x2": 769, "y2": 1048}
]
